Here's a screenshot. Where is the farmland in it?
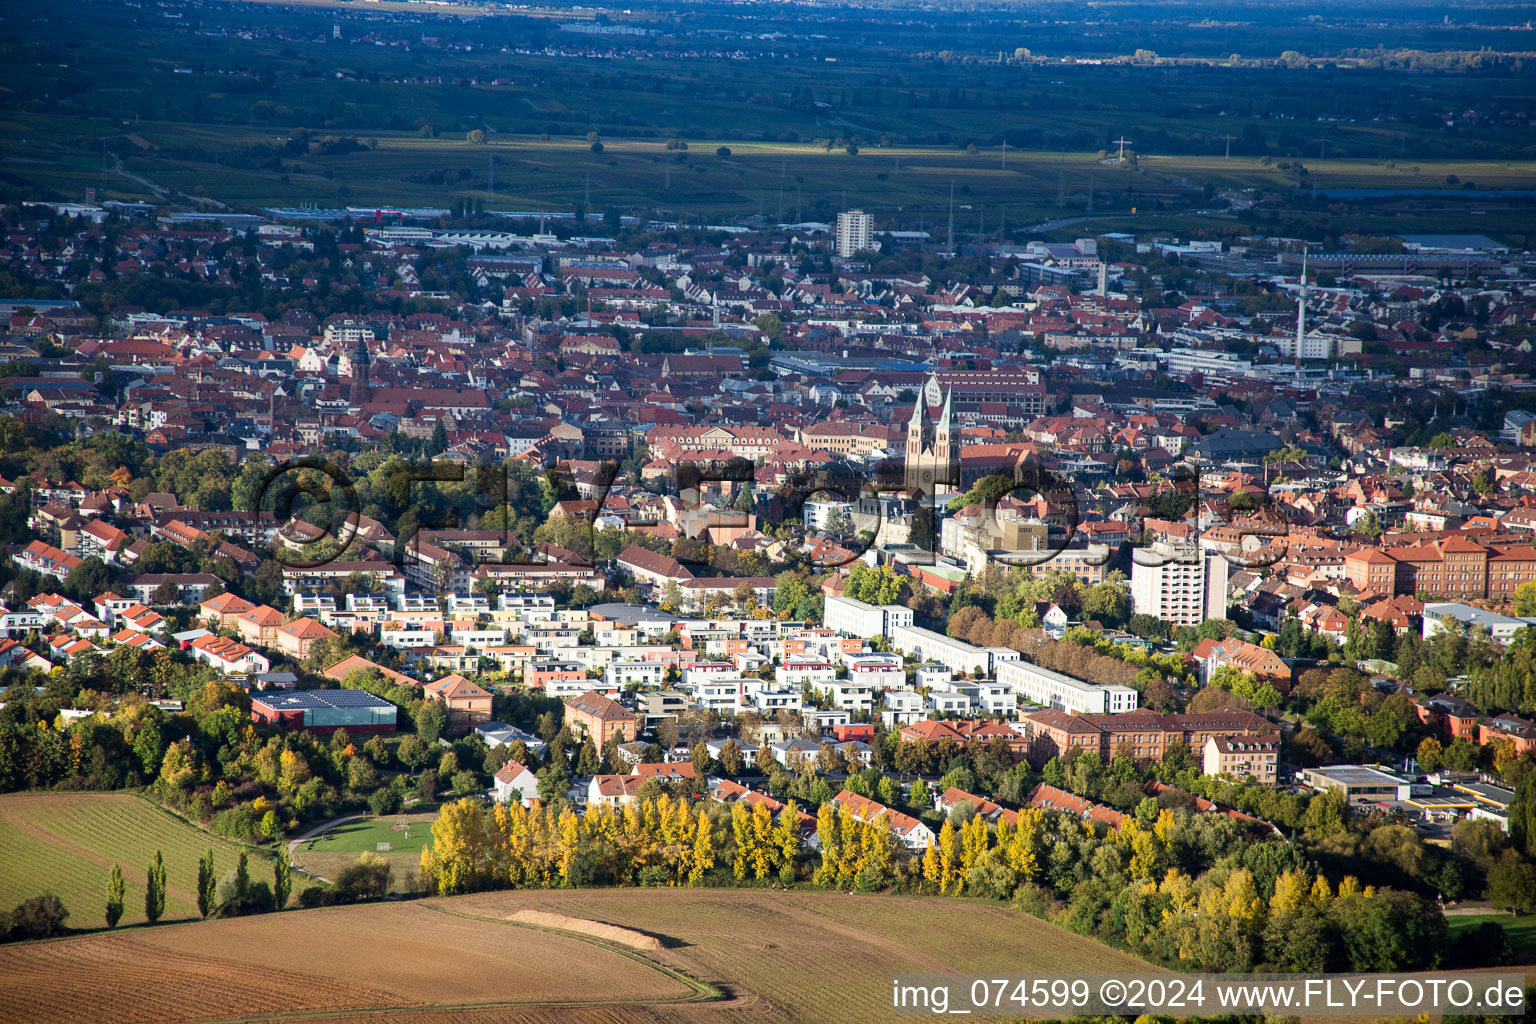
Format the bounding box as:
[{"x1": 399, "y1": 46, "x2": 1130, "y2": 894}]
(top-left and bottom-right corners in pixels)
[
  {"x1": 4, "y1": 0, "x2": 1536, "y2": 239},
  {"x1": 0, "y1": 888, "x2": 1146, "y2": 1024},
  {"x1": 0, "y1": 899, "x2": 703, "y2": 1024},
  {"x1": 0, "y1": 792, "x2": 263, "y2": 929},
  {"x1": 7, "y1": 108, "x2": 1534, "y2": 241}
]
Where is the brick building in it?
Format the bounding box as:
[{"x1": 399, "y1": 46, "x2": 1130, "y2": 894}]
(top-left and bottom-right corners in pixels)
[
  {"x1": 1018, "y1": 706, "x2": 1274, "y2": 766},
  {"x1": 564, "y1": 689, "x2": 638, "y2": 746}
]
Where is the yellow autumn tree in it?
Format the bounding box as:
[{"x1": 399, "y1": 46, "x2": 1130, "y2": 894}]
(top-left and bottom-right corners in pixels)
[
  {"x1": 1270, "y1": 868, "x2": 1310, "y2": 914},
  {"x1": 732, "y1": 803, "x2": 753, "y2": 880},
  {"x1": 421, "y1": 797, "x2": 490, "y2": 894},
  {"x1": 744, "y1": 803, "x2": 771, "y2": 880},
  {"x1": 813, "y1": 803, "x2": 838, "y2": 885},
  {"x1": 1006, "y1": 809, "x2": 1041, "y2": 881},
  {"x1": 689, "y1": 812, "x2": 715, "y2": 884},
  {"x1": 557, "y1": 806, "x2": 580, "y2": 886},
  {"x1": 858, "y1": 813, "x2": 895, "y2": 888},
  {"x1": 835, "y1": 806, "x2": 862, "y2": 884},
  {"x1": 1159, "y1": 868, "x2": 1196, "y2": 921},
  {"x1": 959, "y1": 815, "x2": 989, "y2": 876},
  {"x1": 938, "y1": 819, "x2": 962, "y2": 894},
  {"x1": 1129, "y1": 829, "x2": 1161, "y2": 881},
  {"x1": 922, "y1": 840, "x2": 941, "y2": 889},
  {"x1": 1223, "y1": 868, "x2": 1263, "y2": 921},
  {"x1": 773, "y1": 801, "x2": 801, "y2": 880}
]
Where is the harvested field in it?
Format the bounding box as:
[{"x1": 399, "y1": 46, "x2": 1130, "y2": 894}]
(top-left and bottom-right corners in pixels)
[
  {"x1": 0, "y1": 886, "x2": 1143, "y2": 1024},
  {"x1": 508, "y1": 909, "x2": 666, "y2": 951},
  {"x1": 449, "y1": 888, "x2": 1149, "y2": 1024},
  {"x1": 138, "y1": 902, "x2": 691, "y2": 1004},
  {"x1": 0, "y1": 900, "x2": 698, "y2": 1024},
  {"x1": 9, "y1": 885, "x2": 1504, "y2": 1024},
  {"x1": 0, "y1": 930, "x2": 402, "y2": 1024}
]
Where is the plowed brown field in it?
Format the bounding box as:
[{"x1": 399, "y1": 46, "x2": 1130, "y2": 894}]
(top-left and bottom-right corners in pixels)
[{"x1": 0, "y1": 888, "x2": 1187, "y2": 1024}]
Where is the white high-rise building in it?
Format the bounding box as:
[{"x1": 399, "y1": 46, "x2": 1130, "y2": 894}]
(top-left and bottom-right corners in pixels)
[
  {"x1": 835, "y1": 209, "x2": 873, "y2": 258},
  {"x1": 1130, "y1": 541, "x2": 1230, "y2": 628}
]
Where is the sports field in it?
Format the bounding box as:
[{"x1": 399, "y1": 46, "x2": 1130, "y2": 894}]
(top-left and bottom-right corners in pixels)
[
  {"x1": 0, "y1": 792, "x2": 266, "y2": 929},
  {"x1": 292, "y1": 806, "x2": 438, "y2": 887},
  {"x1": 1447, "y1": 913, "x2": 1536, "y2": 958}
]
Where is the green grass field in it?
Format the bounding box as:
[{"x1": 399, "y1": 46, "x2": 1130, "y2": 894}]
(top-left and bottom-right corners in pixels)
[
  {"x1": 0, "y1": 792, "x2": 269, "y2": 930},
  {"x1": 1448, "y1": 913, "x2": 1536, "y2": 957},
  {"x1": 292, "y1": 805, "x2": 439, "y2": 889}
]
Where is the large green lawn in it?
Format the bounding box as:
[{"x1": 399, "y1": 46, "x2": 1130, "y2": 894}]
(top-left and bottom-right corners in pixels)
[
  {"x1": 0, "y1": 792, "x2": 268, "y2": 929},
  {"x1": 291, "y1": 805, "x2": 440, "y2": 890},
  {"x1": 1447, "y1": 913, "x2": 1536, "y2": 957},
  {"x1": 305, "y1": 809, "x2": 434, "y2": 856}
]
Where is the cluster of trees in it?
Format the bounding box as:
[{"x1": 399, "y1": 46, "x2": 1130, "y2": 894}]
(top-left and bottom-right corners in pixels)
[
  {"x1": 968, "y1": 565, "x2": 1134, "y2": 632},
  {"x1": 960, "y1": 788, "x2": 1454, "y2": 972},
  {"x1": 842, "y1": 563, "x2": 907, "y2": 606},
  {"x1": 100, "y1": 846, "x2": 290, "y2": 934},
  {"x1": 0, "y1": 894, "x2": 69, "y2": 943},
  {"x1": 1291, "y1": 667, "x2": 1429, "y2": 759},
  {"x1": 922, "y1": 808, "x2": 1044, "y2": 895},
  {"x1": 1037, "y1": 735, "x2": 1536, "y2": 919},
  {"x1": 1463, "y1": 626, "x2": 1536, "y2": 715},
  {"x1": 811, "y1": 802, "x2": 901, "y2": 890},
  {"x1": 419, "y1": 795, "x2": 726, "y2": 894}
]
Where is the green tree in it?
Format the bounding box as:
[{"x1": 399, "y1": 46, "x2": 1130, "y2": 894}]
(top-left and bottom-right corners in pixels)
[
  {"x1": 197, "y1": 850, "x2": 215, "y2": 919},
  {"x1": 274, "y1": 855, "x2": 291, "y2": 911},
  {"x1": 1511, "y1": 777, "x2": 1536, "y2": 859},
  {"x1": 718, "y1": 740, "x2": 745, "y2": 776},
  {"x1": 1351, "y1": 510, "x2": 1382, "y2": 538},
  {"x1": 234, "y1": 851, "x2": 251, "y2": 907},
  {"x1": 105, "y1": 864, "x2": 125, "y2": 929},
  {"x1": 145, "y1": 851, "x2": 166, "y2": 924},
  {"x1": 1515, "y1": 581, "x2": 1536, "y2": 618},
  {"x1": 576, "y1": 738, "x2": 602, "y2": 775},
  {"x1": 415, "y1": 701, "x2": 448, "y2": 744}
]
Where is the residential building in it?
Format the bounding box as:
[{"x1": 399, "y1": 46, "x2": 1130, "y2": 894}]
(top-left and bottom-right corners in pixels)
[
  {"x1": 835, "y1": 209, "x2": 873, "y2": 258},
  {"x1": 1202, "y1": 734, "x2": 1280, "y2": 783},
  {"x1": 565, "y1": 689, "x2": 639, "y2": 746},
  {"x1": 831, "y1": 789, "x2": 934, "y2": 850},
  {"x1": 996, "y1": 658, "x2": 1138, "y2": 714},
  {"x1": 1130, "y1": 541, "x2": 1230, "y2": 627},
  {"x1": 492, "y1": 760, "x2": 540, "y2": 804}
]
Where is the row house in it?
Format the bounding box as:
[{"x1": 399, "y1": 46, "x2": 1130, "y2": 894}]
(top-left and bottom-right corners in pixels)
[
  {"x1": 831, "y1": 790, "x2": 934, "y2": 850},
  {"x1": 189, "y1": 634, "x2": 271, "y2": 674}
]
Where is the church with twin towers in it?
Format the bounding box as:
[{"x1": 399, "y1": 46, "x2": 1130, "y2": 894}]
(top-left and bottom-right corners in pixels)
[{"x1": 903, "y1": 374, "x2": 961, "y2": 497}]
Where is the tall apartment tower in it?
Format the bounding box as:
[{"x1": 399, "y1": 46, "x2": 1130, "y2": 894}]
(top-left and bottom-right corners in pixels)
[
  {"x1": 835, "y1": 209, "x2": 873, "y2": 258},
  {"x1": 1130, "y1": 541, "x2": 1230, "y2": 628},
  {"x1": 904, "y1": 375, "x2": 960, "y2": 495}
]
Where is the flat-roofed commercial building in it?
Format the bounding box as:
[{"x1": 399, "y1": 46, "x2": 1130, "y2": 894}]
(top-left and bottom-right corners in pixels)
[{"x1": 1298, "y1": 765, "x2": 1411, "y2": 805}]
